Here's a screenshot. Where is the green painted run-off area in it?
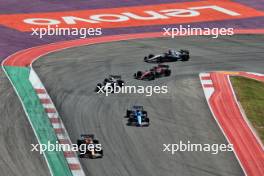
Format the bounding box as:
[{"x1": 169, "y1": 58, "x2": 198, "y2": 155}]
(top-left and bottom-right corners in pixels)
[{"x1": 4, "y1": 66, "x2": 72, "y2": 176}]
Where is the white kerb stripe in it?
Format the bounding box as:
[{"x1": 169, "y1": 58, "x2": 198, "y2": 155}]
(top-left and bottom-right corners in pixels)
[
  {"x1": 52, "y1": 123, "x2": 63, "y2": 129},
  {"x1": 37, "y1": 93, "x2": 49, "y2": 99},
  {"x1": 42, "y1": 103, "x2": 54, "y2": 109},
  {"x1": 204, "y1": 87, "x2": 214, "y2": 100},
  {"x1": 202, "y1": 80, "x2": 213, "y2": 85},
  {"x1": 66, "y1": 157, "x2": 80, "y2": 164},
  {"x1": 200, "y1": 73, "x2": 210, "y2": 77}
]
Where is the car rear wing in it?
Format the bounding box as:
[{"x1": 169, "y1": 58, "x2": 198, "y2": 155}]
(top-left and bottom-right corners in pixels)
[
  {"x1": 179, "y1": 49, "x2": 189, "y2": 54},
  {"x1": 158, "y1": 64, "x2": 169, "y2": 68},
  {"x1": 132, "y1": 105, "x2": 144, "y2": 111},
  {"x1": 109, "y1": 75, "x2": 122, "y2": 79},
  {"x1": 80, "y1": 134, "x2": 94, "y2": 139}
]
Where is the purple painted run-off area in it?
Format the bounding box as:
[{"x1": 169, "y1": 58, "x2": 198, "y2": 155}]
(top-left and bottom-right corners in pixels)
[{"x1": 0, "y1": 0, "x2": 263, "y2": 62}]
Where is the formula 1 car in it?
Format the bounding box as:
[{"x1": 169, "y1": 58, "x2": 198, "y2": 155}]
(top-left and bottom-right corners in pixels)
[
  {"x1": 144, "y1": 49, "x2": 190, "y2": 63},
  {"x1": 77, "y1": 134, "x2": 103, "y2": 159},
  {"x1": 95, "y1": 75, "x2": 124, "y2": 92},
  {"x1": 125, "y1": 106, "x2": 149, "y2": 127},
  {"x1": 134, "y1": 64, "x2": 171, "y2": 80}
]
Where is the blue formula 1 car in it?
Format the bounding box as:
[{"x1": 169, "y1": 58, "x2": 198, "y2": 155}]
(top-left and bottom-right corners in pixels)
[{"x1": 125, "y1": 106, "x2": 150, "y2": 127}]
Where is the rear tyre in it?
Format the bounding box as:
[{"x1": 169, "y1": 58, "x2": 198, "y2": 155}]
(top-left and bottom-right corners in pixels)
[
  {"x1": 117, "y1": 80, "x2": 124, "y2": 87},
  {"x1": 126, "y1": 110, "x2": 131, "y2": 117},
  {"x1": 145, "y1": 118, "x2": 150, "y2": 127},
  {"x1": 164, "y1": 69, "x2": 171, "y2": 76},
  {"x1": 95, "y1": 83, "x2": 102, "y2": 92},
  {"x1": 142, "y1": 111, "x2": 148, "y2": 117},
  {"x1": 181, "y1": 54, "x2": 189, "y2": 61},
  {"x1": 99, "y1": 150, "x2": 103, "y2": 157},
  {"x1": 127, "y1": 118, "x2": 133, "y2": 126},
  {"x1": 79, "y1": 154, "x2": 85, "y2": 158},
  {"x1": 103, "y1": 78, "x2": 109, "y2": 84},
  {"x1": 148, "y1": 73, "x2": 155, "y2": 80}
]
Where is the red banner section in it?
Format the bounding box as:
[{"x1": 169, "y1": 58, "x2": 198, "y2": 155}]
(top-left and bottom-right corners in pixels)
[{"x1": 0, "y1": 1, "x2": 263, "y2": 31}]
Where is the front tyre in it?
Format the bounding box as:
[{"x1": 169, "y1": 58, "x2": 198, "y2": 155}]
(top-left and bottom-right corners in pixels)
[
  {"x1": 148, "y1": 54, "x2": 154, "y2": 58},
  {"x1": 95, "y1": 83, "x2": 102, "y2": 92},
  {"x1": 135, "y1": 71, "x2": 142, "y2": 79},
  {"x1": 126, "y1": 110, "x2": 131, "y2": 117},
  {"x1": 148, "y1": 73, "x2": 155, "y2": 80}
]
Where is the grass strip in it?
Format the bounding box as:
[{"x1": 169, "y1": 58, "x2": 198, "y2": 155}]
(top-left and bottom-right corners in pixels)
[{"x1": 231, "y1": 76, "x2": 264, "y2": 143}]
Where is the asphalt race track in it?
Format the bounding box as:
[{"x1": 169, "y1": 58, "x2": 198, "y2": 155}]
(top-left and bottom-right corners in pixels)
[{"x1": 29, "y1": 35, "x2": 263, "y2": 176}]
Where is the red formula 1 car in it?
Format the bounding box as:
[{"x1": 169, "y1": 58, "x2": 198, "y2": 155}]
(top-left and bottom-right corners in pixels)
[{"x1": 134, "y1": 64, "x2": 171, "y2": 80}]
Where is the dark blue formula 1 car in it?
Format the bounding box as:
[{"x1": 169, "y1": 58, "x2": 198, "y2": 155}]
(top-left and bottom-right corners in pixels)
[
  {"x1": 125, "y1": 106, "x2": 149, "y2": 127},
  {"x1": 144, "y1": 49, "x2": 189, "y2": 63}
]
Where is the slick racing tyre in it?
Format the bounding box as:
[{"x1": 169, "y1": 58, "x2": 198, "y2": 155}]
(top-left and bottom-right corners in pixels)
[
  {"x1": 95, "y1": 83, "x2": 102, "y2": 92},
  {"x1": 148, "y1": 73, "x2": 155, "y2": 80},
  {"x1": 164, "y1": 69, "x2": 171, "y2": 76},
  {"x1": 135, "y1": 71, "x2": 142, "y2": 79},
  {"x1": 148, "y1": 54, "x2": 154, "y2": 58},
  {"x1": 126, "y1": 110, "x2": 132, "y2": 117}
]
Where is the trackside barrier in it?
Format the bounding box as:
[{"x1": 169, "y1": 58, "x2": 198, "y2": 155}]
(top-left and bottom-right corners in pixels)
[{"x1": 3, "y1": 66, "x2": 73, "y2": 176}]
